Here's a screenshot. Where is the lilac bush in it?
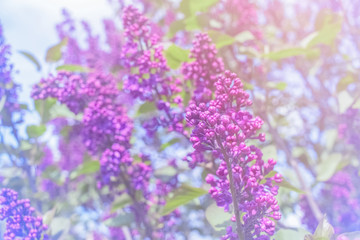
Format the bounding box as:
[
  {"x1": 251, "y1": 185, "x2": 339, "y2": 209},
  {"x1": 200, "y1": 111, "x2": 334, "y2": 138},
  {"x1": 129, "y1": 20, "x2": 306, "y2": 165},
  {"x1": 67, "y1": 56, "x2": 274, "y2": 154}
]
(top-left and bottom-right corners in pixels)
[{"x1": 1, "y1": 0, "x2": 360, "y2": 239}]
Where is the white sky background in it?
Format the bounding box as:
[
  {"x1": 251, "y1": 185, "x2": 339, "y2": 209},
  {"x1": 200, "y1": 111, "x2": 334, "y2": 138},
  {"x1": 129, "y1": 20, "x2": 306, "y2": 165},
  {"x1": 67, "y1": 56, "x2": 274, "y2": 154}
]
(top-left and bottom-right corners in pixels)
[{"x1": 0, "y1": 0, "x2": 114, "y2": 113}]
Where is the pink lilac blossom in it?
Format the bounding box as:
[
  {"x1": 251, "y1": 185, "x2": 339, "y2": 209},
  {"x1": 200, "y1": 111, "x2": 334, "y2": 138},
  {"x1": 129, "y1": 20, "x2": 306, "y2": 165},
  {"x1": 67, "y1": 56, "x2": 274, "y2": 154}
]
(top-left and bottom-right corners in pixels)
[
  {"x1": 186, "y1": 70, "x2": 281, "y2": 239},
  {"x1": 0, "y1": 188, "x2": 49, "y2": 240},
  {"x1": 212, "y1": 0, "x2": 262, "y2": 39},
  {"x1": 182, "y1": 33, "x2": 224, "y2": 104}
]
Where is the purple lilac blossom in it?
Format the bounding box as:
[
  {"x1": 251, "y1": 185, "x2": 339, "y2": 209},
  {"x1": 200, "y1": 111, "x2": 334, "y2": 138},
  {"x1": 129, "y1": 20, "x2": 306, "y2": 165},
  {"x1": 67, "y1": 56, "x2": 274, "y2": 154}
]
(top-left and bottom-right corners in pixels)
[
  {"x1": 122, "y1": 6, "x2": 185, "y2": 136},
  {"x1": 301, "y1": 169, "x2": 360, "y2": 233},
  {"x1": 186, "y1": 70, "x2": 281, "y2": 239},
  {"x1": 0, "y1": 188, "x2": 49, "y2": 240}
]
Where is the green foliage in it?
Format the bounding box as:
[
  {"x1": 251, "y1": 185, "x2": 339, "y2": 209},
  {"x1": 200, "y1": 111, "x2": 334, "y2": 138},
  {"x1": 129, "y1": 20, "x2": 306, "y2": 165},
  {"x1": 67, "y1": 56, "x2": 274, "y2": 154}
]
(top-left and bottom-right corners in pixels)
[
  {"x1": 274, "y1": 228, "x2": 310, "y2": 240},
  {"x1": 337, "y1": 75, "x2": 355, "y2": 92},
  {"x1": 179, "y1": 0, "x2": 219, "y2": 17},
  {"x1": 50, "y1": 217, "x2": 71, "y2": 236},
  {"x1": 137, "y1": 102, "x2": 157, "y2": 115},
  {"x1": 104, "y1": 212, "x2": 135, "y2": 227},
  {"x1": 56, "y1": 64, "x2": 90, "y2": 73},
  {"x1": 305, "y1": 217, "x2": 335, "y2": 240},
  {"x1": 111, "y1": 194, "x2": 132, "y2": 212},
  {"x1": 43, "y1": 207, "x2": 57, "y2": 225},
  {"x1": 267, "y1": 82, "x2": 287, "y2": 91},
  {"x1": 70, "y1": 161, "x2": 100, "y2": 180},
  {"x1": 165, "y1": 44, "x2": 190, "y2": 69},
  {"x1": 263, "y1": 47, "x2": 319, "y2": 60},
  {"x1": 26, "y1": 125, "x2": 46, "y2": 138},
  {"x1": 205, "y1": 203, "x2": 232, "y2": 232},
  {"x1": 161, "y1": 184, "x2": 207, "y2": 216},
  {"x1": 304, "y1": 14, "x2": 342, "y2": 48},
  {"x1": 316, "y1": 153, "x2": 342, "y2": 182},
  {"x1": 0, "y1": 95, "x2": 6, "y2": 112},
  {"x1": 160, "y1": 138, "x2": 181, "y2": 151},
  {"x1": 45, "y1": 38, "x2": 68, "y2": 63},
  {"x1": 208, "y1": 30, "x2": 235, "y2": 49},
  {"x1": 35, "y1": 98, "x2": 57, "y2": 123},
  {"x1": 338, "y1": 91, "x2": 354, "y2": 114},
  {"x1": 275, "y1": 177, "x2": 305, "y2": 194}
]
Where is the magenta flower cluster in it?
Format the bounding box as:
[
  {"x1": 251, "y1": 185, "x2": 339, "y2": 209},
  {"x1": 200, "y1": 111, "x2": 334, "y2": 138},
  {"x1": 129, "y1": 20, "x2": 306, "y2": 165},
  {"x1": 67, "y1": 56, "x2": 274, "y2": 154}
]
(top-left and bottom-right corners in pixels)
[
  {"x1": 186, "y1": 71, "x2": 281, "y2": 239},
  {"x1": 31, "y1": 70, "x2": 134, "y2": 189},
  {"x1": 182, "y1": 33, "x2": 224, "y2": 104},
  {"x1": 0, "y1": 188, "x2": 48, "y2": 240}
]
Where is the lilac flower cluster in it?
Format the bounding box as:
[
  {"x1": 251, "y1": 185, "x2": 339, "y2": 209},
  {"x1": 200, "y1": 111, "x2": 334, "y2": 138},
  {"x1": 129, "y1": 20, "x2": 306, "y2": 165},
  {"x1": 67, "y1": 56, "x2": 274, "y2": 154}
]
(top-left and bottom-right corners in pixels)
[
  {"x1": 122, "y1": 6, "x2": 185, "y2": 135},
  {"x1": 0, "y1": 188, "x2": 48, "y2": 240},
  {"x1": 186, "y1": 71, "x2": 281, "y2": 239},
  {"x1": 182, "y1": 33, "x2": 224, "y2": 104},
  {"x1": 32, "y1": 70, "x2": 135, "y2": 190},
  {"x1": 0, "y1": 23, "x2": 22, "y2": 126},
  {"x1": 56, "y1": 10, "x2": 124, "y2": 71}
]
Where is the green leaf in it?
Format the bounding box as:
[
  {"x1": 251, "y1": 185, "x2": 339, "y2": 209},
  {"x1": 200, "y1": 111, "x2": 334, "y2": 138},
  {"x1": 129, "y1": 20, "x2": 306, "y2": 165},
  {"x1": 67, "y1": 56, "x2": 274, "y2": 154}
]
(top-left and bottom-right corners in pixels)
[
  {"x1": 70, "y1": 161, "x2": 100, "y2": 180},
  {"x1": 275, "y1": 177, "x2": 305, "y2": 194},
  {"x1": 154, "y1": 166, "x2": 177, "y2": 178},
  {"x1": 184, "y1": 16, "x2": 201, "y2": 31},
  {"x1": 324, "y1": 129, "x2": 338, "y2": 150},
  {"x1": 49, "y1": 104, "x2": 82, "y2": 120},
  {"x1": 167, "y1": 20, "x2": 186, "y2": 38},
  {"x1": 208, "y1": 30, "x2": 235, "y2": 49},
  {"x1": 267, "y1": 82, "x2": 288, "y2": 90},
  {"x1": 18, "y1": 50, "x2": 41, "y2": 71},
  {"x1": 316, "y1": 153, "x2": 342, "y2": 182},
  {"x1": 0, "y1": 95, "x2": 6, "y2": 112},
  {"x1": 180, "y1": 0, "x2": 219, "y2": 17},
  {"x1": 274, "y1": 229, "x2": 310, "y2": 240},
  {"x1": 338, "y1": 91, "x2": 353, "y2": 114},
  {"x1": 337, "y1": 75, "x2": 355, "y2": 92},
  {"x1": 111, "y1": 194, "x2": 132, "y2": 212},
  {"x1": 50, "y1": 217, "x2": 70, "y2": 236},
  {"x1": 189, "y1": 0, "x2": 219, "y2": 14},
  {"x1": 35, "y1": 98, "x2": 57, "y2": 123},
  {"x1": 137, "y1": 102, "x2": 157, "y2": 115},
  {"x1": 161, "y1": 184, "x2": 207, "y2": 216},
  {"x1": 56, "y1": 64, "x2": 90, "y2": 73},
  {"x1": 45, "y1": 38, "x2": 68, "y2": 63},
  {"x1": 304, "y1": 15, "x2": 342, "y2": 48},
  {"x1": 313, "y1": 216, "x2": 335, "y2": 240},
  {"x1": 261, "y1": 145, "x2": 278, "y2": 160},
  {"x1": 263, "y1": 47, "x2": 319, "y2": 60},
  {"x1": 160, "y1": 138, "x2": 181, "y2": 151},
  {"x1": 104, "y1": 212, "x2": 134, "y2": 227},
  {"x1": 205, "y1": 202, "x2": 232, "y2": 232},
  {"x1": 235, "y1": 31, "x2": 255, "y2": 43},
  {"x1": 26, "y1": 125, "x2": 46, "y2": 138},
  {"x1": 43, "y1": 206, "x2": 57, "y2": 225},
  {"x1": 165, "y1": 44, "x2": 190, "y2": 69},
  {"x1": 353, "y1": 98, "x2": 360, "y2": 109},
  {"x1": 20, "y1": 141, "x2": 32, "y2": 151}
]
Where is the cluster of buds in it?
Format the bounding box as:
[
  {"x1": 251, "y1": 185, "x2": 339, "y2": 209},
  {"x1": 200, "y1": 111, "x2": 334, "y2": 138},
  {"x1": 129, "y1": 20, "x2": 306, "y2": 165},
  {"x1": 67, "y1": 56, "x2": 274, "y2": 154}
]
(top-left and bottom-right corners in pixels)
[
  {"x1": 0, "y1": 189, "x2": 49, "y2": 240},
  {"x1": 187, "y1": 71, "x2": 281, "y2": 239}
]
